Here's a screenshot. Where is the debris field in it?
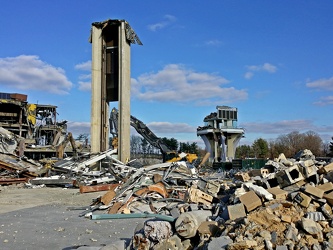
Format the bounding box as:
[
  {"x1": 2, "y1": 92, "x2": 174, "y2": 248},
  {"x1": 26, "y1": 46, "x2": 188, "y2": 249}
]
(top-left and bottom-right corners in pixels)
[{"x1": 2, "y1": 146, "x2": 333, "y2": 250}]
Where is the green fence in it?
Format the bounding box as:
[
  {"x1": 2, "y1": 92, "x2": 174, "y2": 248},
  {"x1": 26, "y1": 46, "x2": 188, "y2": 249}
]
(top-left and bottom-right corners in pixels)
[{"x1": 213, "y1": 158, "x2": 268, "y2": 170}]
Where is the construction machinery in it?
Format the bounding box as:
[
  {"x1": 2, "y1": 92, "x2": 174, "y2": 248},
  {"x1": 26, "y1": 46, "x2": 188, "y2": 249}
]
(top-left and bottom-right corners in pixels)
[
  {"x1": 109, "y1": 108, "x2": 198, "y2": 164},
  {"x1": 55, "y1": 132, "x2": 78, "y2": 159}
]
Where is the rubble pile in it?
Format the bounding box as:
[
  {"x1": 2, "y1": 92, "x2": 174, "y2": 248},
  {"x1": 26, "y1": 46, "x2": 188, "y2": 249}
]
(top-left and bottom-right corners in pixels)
[
  {"x1": 82, "y1": 149, "x2": 333, "y2": 249},
  {"x1": 2, "y1": 145, "x2": 333, "y2": 249}
]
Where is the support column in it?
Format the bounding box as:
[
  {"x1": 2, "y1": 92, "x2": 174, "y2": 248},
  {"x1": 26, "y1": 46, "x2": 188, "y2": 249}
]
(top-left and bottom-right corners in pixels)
[
  {"x1": 227, "y1": 134, "x2": 243, "y2": 160},
  {"x1": 90, "y1": 26, "x2": 103, "y2": 154},
  {"x1": 118, "y1": 22, "x2": 131, "y2": 162}
]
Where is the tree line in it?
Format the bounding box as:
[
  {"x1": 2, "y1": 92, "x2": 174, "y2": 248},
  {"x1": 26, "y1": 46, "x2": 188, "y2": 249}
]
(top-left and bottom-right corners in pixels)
[
  {"x1": 236, "y1": 130, "x2": 333, "y2": 159},
  {"x1": 77, "y1": 130, "x2": 333, "y2": 160}
]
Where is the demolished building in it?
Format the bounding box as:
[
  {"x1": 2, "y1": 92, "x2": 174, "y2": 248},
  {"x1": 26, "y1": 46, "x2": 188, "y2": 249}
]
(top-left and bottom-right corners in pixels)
[
  {"x1": 0, "y1": 92, "x2": 74, "y2": 159},
  {"x1": 197, "y1": 105, "x2": 244, "y2": 163}
]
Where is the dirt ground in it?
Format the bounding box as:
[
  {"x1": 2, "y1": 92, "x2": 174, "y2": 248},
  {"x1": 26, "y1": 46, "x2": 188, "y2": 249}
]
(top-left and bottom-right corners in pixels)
[
  {"x1": 0, "y1": 185, "x2": 146, "y2": 250},
  {"x1": 0, "y1": 184, "x2": 104, "y2": 214}
]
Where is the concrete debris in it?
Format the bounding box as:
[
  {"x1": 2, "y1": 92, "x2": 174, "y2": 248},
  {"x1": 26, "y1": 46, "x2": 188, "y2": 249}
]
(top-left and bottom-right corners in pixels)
[
  {"x1": 76, "y1": 148, "x2": 333, "y2": 249},
  {"x1": 2, "y1": 140, "x2": 333, "y2": 249}
]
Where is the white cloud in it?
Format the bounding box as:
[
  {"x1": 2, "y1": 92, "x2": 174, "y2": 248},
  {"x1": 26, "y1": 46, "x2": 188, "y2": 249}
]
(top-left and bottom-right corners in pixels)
[
  {"x1": 131, "y1": 64, "x2": 248, "y2": 105},
  {"x1": 147, "y1": 121, "x2": 196, "y2": 134},
  {"x1": 245, "y1": 62, "x2": 278, "y2": 79},
  {"x1": 67, "y1": 121, "x2": 90, "y2": 138},
  {"x1": 313, "y1": 95, "x2": 333, "y2": 106},
  {"x1": 306, "y1": 77, "x2": 333, "y2": 91},
  {"x1": 75, "y1": 60, "x2": 91, "y2": 92},
  {"x1": 205, "y1": 39, "x2": 222, "y2": 46},
  {"x1": 0, "y1": 55, "x2": 72, "y2": 94},
  {"x1": 147, "y1": 15, "x2": 177, "y2": 31},
  {"x1": 75, "y1": 60, "x2": 91, "y2": 71},
  {"x1": 79, "y1": 74, "x2": 91, "y2": 80},
  {"x1": 240, "y1": 119, "x2": 333, "y2": 134},
  {"x1": 244, "y1": 72, "x2": 254, "y2": 80},
  {"x1": 78, "y1": 81, "x2": 91, "y2": 91},
  {"x1": 262, "y1": 63, "x2": 278, "y2": 73}
]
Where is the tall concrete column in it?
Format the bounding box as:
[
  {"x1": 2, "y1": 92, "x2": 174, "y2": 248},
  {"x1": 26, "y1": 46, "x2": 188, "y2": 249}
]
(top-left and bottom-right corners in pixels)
[
  {"x1": 118, "y1": 21, "x2": 131, "y2": 162},
  {"x1": 90, "y1": 26, "x2": 103, "y2": 154},
  {"x1": 90, "y1": 19, "x2": 142, "y2": 159}
]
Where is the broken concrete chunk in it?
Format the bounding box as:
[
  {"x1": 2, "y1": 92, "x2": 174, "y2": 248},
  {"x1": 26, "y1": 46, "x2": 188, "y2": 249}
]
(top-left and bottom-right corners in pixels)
[
  {"x1": 197, "y1": 221, "x2": 219, "y2": 240},
  {"x1": 321, "y1": 204, "x2": 333, "y2": 219},
  {"x1": 285, "y1": 223, "x2": 298, "y2": 241},
  {"x1": 324, "y1": 190, "x2": 333, "y2": 206},
  {"x1": 144, "y1": 220, "x2": 173, "y2": 242},
  {"x1": 152, "y1": 235, "x2": 185, "y2": 250},
  {"x1": 305, "y1": 212, "x2": 326, "y2": 221},
  {"x1": 227, "y1": 240, "x2": 257, "y2": 250},
  {"x1": 275, "y1": 165, "x2": 304, "y2": 188},
  {"x1": 243, "y1": 183, "x2": 274, "y2": 200},
  {"x1": 208, "y1": 236, "x2": 233, "y2": 250},
  {"x1": 304, "y1": 184, "x2": 324, "y2": 199},
  {"x1": 300, "y1": 218, "x2": 322, "y2": 236},
  {"x1": 234, "y1": 172, "x2": 250, "y2": 182},
  {"x1": 275, "y1": 246, "x2": 288, "y2": 250},
  {"x1": 226, "y1": 203, "x2": 246, "y2": 221},
  {"x1": 239, "y1": 190, "x2": 262, "y2": 212},
  {"x1": 294, "y1": 192, "x2": 312, "y2": 208},
  {"x1": 186, "y1": 186, "x2": 213, "y2": 205},
  {"x1": 267, "y1": 187, "x2": 288, "y2": 200},
  {"x1": 318, "y1": 162, "x2": 333, "y2": 174},
  {"x1": 175, "y1": 210, "x2": 212, "y2": 238},
  {"x1": 197, "y1": 179, "x2": 220, "y2": 197},
  {"x1": 317, "y1": 182, "x2": 333, "y2": 193}
]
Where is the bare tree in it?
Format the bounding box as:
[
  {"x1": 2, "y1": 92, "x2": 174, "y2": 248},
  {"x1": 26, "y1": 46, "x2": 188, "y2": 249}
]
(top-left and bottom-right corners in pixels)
[
  {"x1": 130, "y1": 135, "x2": 141, "y2": 157},
  {"x1": 274, "y1": 131, "x2": 323, "y2": 157},
  {"x1": 300, "y1": 131, "x2": 323, "y2": 156}
]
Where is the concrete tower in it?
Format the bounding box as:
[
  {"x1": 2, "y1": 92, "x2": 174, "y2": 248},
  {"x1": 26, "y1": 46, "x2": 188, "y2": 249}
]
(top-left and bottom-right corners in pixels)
[
  {"x1": 197, "y1": 106, "x2": 244, "y2": 163},
  {"x1": 90, "y1": 19, "x2": 142, "y2": 162}
]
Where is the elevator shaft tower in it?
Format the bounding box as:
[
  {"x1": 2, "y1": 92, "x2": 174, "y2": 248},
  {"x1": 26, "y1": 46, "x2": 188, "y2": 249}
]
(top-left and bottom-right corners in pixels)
[{"x1": 90, "y1": 19, "x2": 142, "y2": 162}]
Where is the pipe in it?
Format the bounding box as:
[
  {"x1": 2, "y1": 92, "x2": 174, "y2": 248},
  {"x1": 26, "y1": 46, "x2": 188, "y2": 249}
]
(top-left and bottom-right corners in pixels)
[{"x1": 90, "y1": 213, "x2": 175, "y2": 222}]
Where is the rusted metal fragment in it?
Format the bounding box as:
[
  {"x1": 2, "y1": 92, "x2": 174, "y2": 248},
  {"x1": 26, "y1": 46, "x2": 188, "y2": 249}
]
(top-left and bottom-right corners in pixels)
[
  {"x1": 0, "y1": 159, "x2": 38, "y2": 178},
  {"x1": 134, "y1": 187, "x2": 149, "y2": 197},
  {"x1": 153, "y1": 173, "x2": 163, "y2": 183},
  {"x1": 108, "y1": 202, "x2": 123, "y2": 214},
  {"x1": 101, "y1": 188, "x2": 118, "y2": 205},
  {"x1": 0, "y1": 178, "x2": 28, "y2": 185},
  {"x1": 134, "y1": 182, "x2": 168, "y2": 199},
  {"x1": 147, "y1": 182, "x2": 168, "y2": 198},
  {"x1": 80, "y1": 183, "x2": 119, "y2": 194}
]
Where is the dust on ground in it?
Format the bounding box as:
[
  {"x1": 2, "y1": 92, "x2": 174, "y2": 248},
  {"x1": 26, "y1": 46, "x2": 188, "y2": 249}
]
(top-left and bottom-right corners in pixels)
[{"x1": 0, "y1": 185, "x2": 104, "y2": 214}]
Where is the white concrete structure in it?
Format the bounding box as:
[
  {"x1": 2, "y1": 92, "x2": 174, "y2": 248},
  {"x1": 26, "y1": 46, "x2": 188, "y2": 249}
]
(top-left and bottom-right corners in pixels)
[{"x1": 197, "y1": 106, "x2": 244, "y2": 162}]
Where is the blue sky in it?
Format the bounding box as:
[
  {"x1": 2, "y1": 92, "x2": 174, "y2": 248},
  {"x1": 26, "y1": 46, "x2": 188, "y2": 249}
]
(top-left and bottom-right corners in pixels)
[{"x1": 0, "y1": 0, "x2": 332, "y2": 148}]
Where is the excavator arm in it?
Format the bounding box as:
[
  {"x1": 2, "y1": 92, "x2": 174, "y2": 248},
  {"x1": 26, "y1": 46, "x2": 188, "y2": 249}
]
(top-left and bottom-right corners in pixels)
[
  {"x1": 110, "y1": 108, "x2": 199, "y2": 164},
  {"x1": 55, "y1": 132, "x2": 78, "y2": 159},
  {"x1": 110, "y1": 108, "x2": 177, "y2": 162}
]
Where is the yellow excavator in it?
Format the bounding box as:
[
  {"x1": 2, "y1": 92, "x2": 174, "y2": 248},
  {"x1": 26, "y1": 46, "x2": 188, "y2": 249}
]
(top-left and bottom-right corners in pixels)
[{"x1": 109, "y1": 108, "x2": 198, "y2": 164}]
